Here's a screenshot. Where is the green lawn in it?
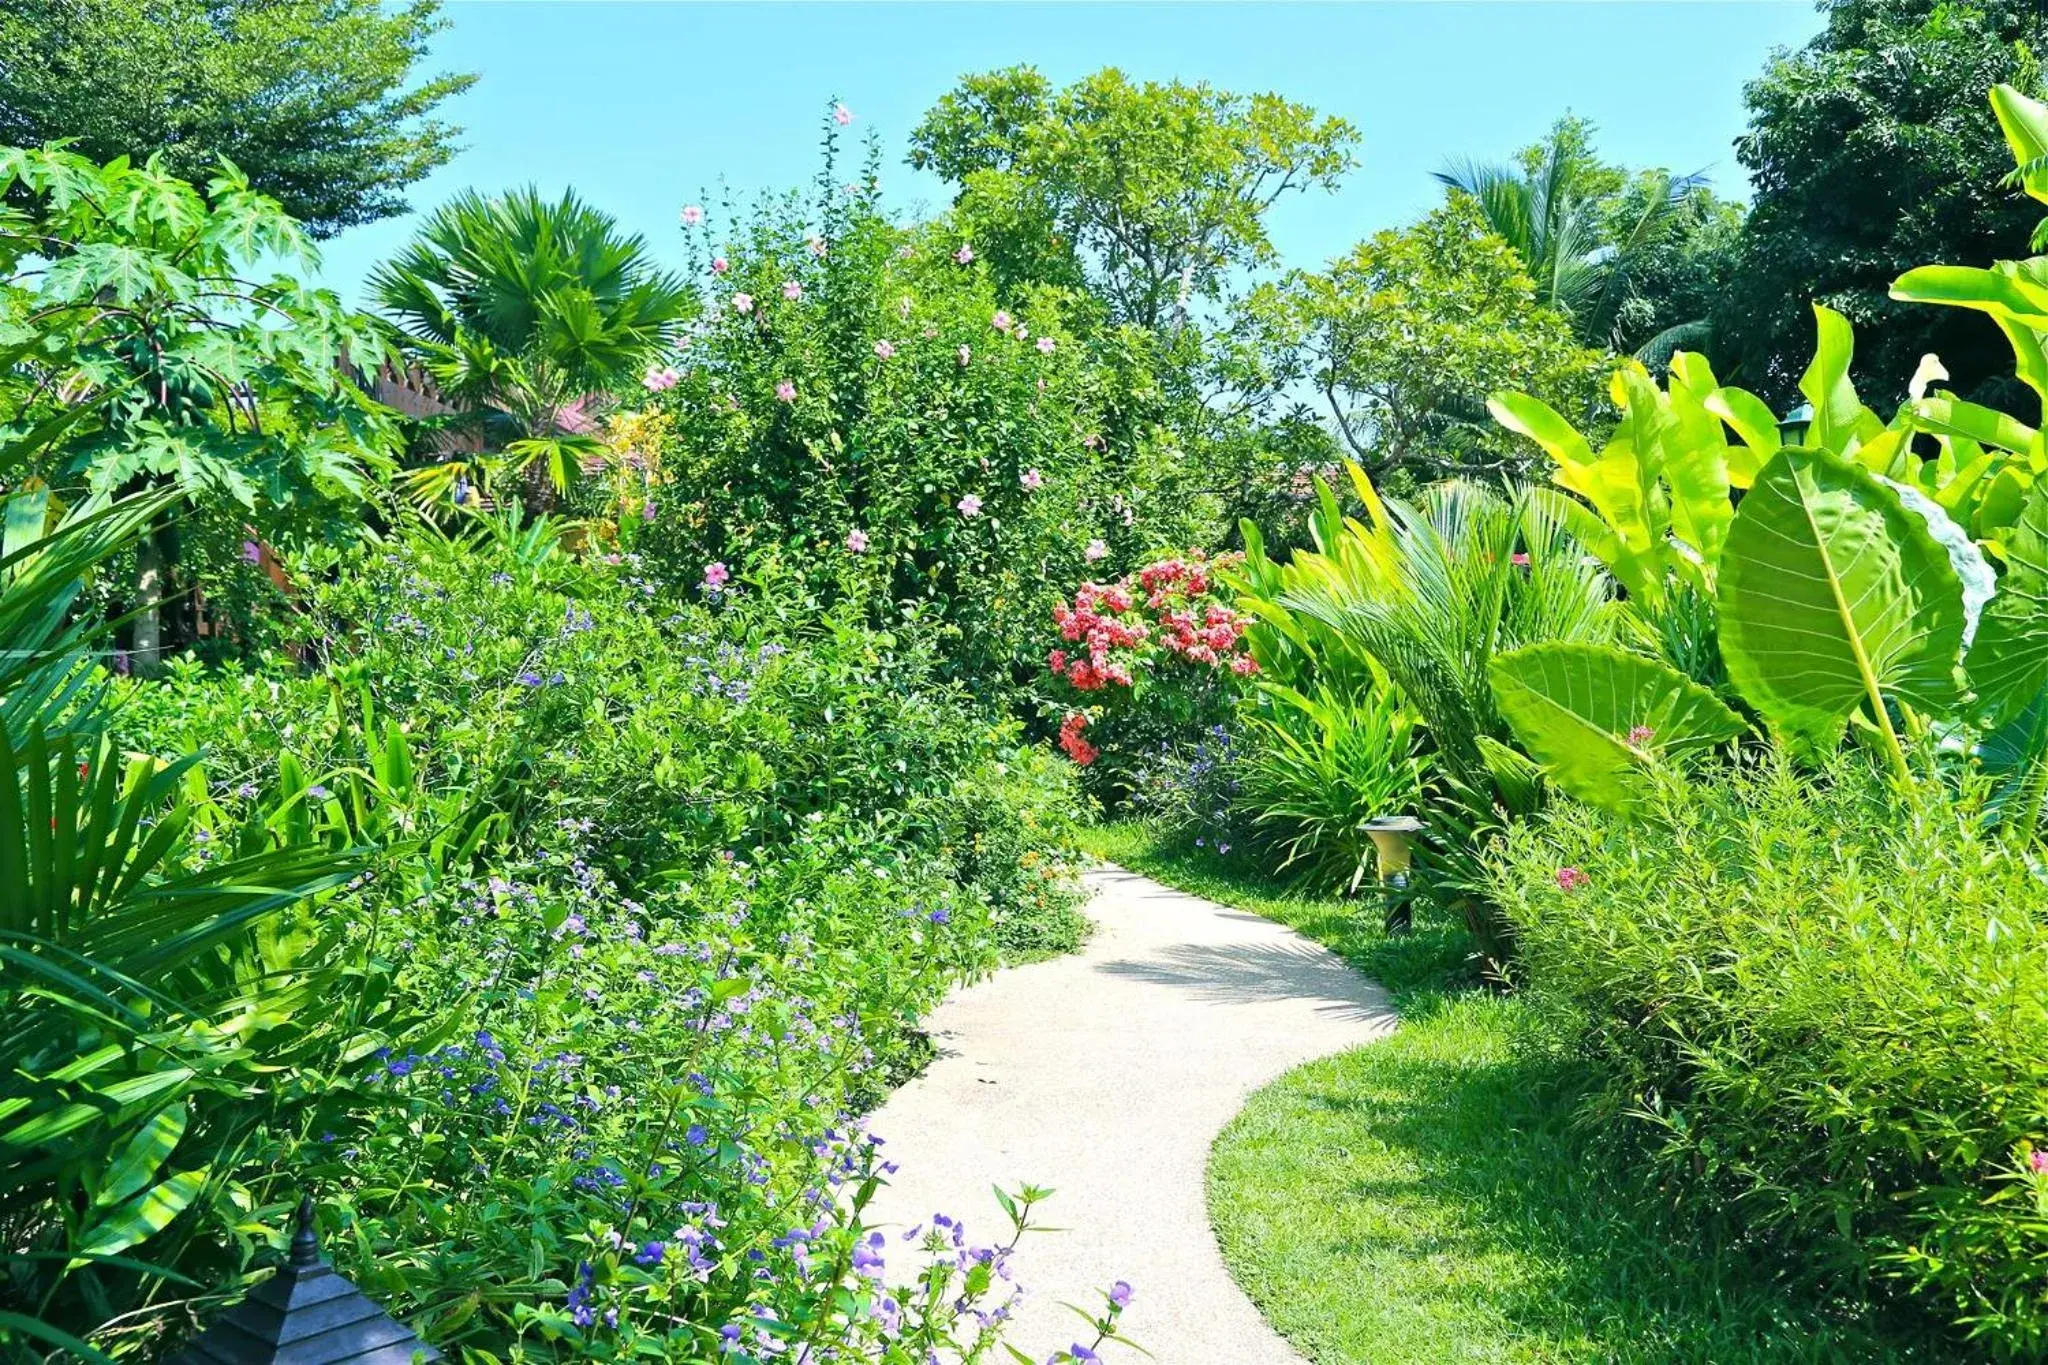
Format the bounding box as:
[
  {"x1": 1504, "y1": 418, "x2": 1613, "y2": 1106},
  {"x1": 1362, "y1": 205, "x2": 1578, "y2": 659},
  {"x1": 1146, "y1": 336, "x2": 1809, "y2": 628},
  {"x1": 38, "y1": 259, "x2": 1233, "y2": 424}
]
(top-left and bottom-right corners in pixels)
[{"x1": 1078, "y1": 822, "x2": 1954, "y2": 1364}]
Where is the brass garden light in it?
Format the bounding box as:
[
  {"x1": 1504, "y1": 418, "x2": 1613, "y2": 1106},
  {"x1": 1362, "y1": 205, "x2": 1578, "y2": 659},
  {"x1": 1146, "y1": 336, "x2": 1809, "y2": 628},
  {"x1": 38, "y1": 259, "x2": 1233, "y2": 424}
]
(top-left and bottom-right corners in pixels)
[{"x1": 1363, "y1": 815, "x2": 1423, "y2": 934}]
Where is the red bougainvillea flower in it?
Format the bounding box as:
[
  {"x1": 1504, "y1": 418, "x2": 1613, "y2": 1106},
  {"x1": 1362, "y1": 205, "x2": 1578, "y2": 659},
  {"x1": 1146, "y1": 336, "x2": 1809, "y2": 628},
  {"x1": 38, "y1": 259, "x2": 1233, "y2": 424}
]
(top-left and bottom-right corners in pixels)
[{"x1": 1058, "y1": 712, "x2": 1098, "y2": 765}]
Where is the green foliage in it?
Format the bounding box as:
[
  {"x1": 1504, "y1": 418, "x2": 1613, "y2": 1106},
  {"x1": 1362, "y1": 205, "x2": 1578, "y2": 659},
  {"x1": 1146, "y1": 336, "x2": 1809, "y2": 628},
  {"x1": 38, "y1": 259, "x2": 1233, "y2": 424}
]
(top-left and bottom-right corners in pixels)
[
  {"x1": 1488, "y1": 641, "x2": 1744, "y2": 813},
  {"x1": 624, "y1": 126, "x2": 1229, "y2": 692},
  {"x1": 1719, "y1": 0, "x2": 2048, "y2": 408},
  {"x1": 1237, "y1": 469, "x2": 1620, "y2": 969},
  {"x1": 66, "y1": 514, "x2": 1096, "y2": 1360},
  {"x1": 0, "y1": 145, "x2": 397, "y2": 508},
  {"x1": 1250, "y1": 199, "x2": 1610, "y2": 482},
  {"x1": 910, "y1": 66, "x2": 1358, "y2": 329},
  {"x1": 0, "y1": 0, "x2": 475, "y2": 237},
  {"x1": 1490, "y1": 758, "x2": 2048, "y2": 1357},
  {"x1": 1436, "y1": 114, "x2": 1733, "y2": 356},
  {"x1": 1719, "y1": 444, "x2": 1968, "y2": 770},
  {"x1": 1232, "y1": 683, "x2": 1430, "y2": 893},
  {"x1": 371, "y1": 186, "x2": 691, "y2": 501}
]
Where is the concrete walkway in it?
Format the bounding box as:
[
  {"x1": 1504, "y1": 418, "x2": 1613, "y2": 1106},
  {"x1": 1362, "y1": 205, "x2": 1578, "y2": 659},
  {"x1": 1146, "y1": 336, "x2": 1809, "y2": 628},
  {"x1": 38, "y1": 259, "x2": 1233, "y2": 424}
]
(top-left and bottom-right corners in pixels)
[{"x1": 866, "y1": 865, "x2": 1398, "y2": 1364}]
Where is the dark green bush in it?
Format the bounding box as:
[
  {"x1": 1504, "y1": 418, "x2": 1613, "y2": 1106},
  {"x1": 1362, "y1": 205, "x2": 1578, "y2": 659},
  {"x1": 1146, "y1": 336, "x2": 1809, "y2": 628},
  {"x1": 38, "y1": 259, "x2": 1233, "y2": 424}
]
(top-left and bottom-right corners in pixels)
[{"x1": 1489, "y1": 757, "x2": 2048, "y2": 1357}]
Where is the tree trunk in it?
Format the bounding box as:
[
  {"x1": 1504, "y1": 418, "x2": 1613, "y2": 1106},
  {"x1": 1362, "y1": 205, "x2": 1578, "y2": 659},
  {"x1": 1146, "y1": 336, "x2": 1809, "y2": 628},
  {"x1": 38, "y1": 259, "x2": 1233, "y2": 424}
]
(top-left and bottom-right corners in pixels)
[{"x1": 132, "y1": 526, "x2": 163, "y2": 675}]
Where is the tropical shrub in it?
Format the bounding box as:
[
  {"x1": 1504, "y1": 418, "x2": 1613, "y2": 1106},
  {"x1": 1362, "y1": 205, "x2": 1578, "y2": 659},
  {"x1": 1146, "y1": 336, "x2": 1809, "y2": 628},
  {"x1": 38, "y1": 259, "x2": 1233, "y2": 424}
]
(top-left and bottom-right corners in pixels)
[
  {"x1": 1231, "y1": 683, "x2": 1430, "y2": 893},
  {"x1": 26, "y1": 504, "x2": 1097, "y2": 1360},
  {"x1": 609, "y1": 118, "x2": 1238, "y2": 695},
  {"x1": 1490, "y1": 758, "x2": 2048, "y2": 1357},
  {"x1": 1236, "y1": 469, "x2": 1618, "y2": 969},
  {"x1": 0, "y1": 145, "x2": 398, "y2": 666}
]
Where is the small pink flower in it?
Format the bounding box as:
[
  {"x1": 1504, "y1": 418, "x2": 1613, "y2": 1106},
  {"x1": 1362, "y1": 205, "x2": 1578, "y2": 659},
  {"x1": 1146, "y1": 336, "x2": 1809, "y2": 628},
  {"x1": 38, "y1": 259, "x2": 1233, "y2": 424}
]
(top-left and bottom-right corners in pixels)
[
  {"x1": 1020, "y1": 468, "x2": 1043, "y2": 490},
  {"x1": 991, "y1": 311, "x2": 1012, "y2": 333},
  {"x1": 642, "y1": 500, "x2": 657, "y2": 522},
  {"x1": 954, "y1": 243, "x2": 975, "y2": 265},
  {"x1": 680, "y1": 204, "x2": 704, "y2": 226},
  {"x1": 1555, "y1": 866, "x2": 1590, "y2": 892},
  {"x1": 957, "y1": 345, "x2": 972, "y2": 366},
  {"x1": 643, "y1": 366, "x2": 679, "y2": 392},
  {"x1": 1036, "y1": 336, "x2": 1056, "y2": 354},
  {"x1": 781, "y1": 280, "x2": 802, "y2": 300},
  {"x1": 1082, "y1": 433, "x2": 1103, "y2": 449},
  {"x1": 775, "y1": 380, "x2": 796, "y2": 402},
  {"x1": 732, "y1": 293, "x2": 754, "y2": 314},
  {"x1": 898, "y1": 296, "x2": 913, "y2": 319},
  {"x1": 2031, "y1": 1149, "x2": 2048, "y2": 1174},
  {"x1": 1627, "y1": 725, "x2": 1655, "y2": 746},
  {"x1": 845, "y1": 528, "x2": 869, "y2": 553},
  {"x1": 833, "y1": 103, "x2": 854, "y2": 126},
  {"x1": 873, "y1": 339, "x2": 896, "y2": 359},
  {"x1": 1084, "y1": 539, "x2": 1108, "y2": 562},
  {"x1": 808, "y1": 236, "x2": 828, "y2": 258},
  {"x1": 898, "y1": 244, "x2": 916, "y2": 260},
  {"x1": 711, "y1": 256, "x2": 730, "y2": 275},
  {"x1": 957, "y1": 494, "x2": 983, "y2": 517},
  {"x1": 703, "y1": 562, "x2": 730, "y2": 589},
  {"x1": 1512, "y1": 551, "x2": 1531, "y2": 567}
]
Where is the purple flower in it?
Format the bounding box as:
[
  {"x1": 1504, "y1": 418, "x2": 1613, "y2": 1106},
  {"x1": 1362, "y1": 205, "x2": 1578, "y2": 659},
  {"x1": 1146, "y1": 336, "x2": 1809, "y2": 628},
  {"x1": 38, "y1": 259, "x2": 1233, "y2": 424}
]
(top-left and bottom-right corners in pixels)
[
  {"x1": 928, "y1": 907, "x2": 950, "y2": 925},
  {"x1": 1110, "y1": 1280, "x2": 1133, "y2": 1308},
  {"x1": 241, "y1": 539, "x2": 262, "y2": 564},
  {"x1": 634, "y1": 1241, "x2": 666, "y2": 1266},
  {"x1": 687, "y1": 1123, "x2": 711, "y2": 1147}
]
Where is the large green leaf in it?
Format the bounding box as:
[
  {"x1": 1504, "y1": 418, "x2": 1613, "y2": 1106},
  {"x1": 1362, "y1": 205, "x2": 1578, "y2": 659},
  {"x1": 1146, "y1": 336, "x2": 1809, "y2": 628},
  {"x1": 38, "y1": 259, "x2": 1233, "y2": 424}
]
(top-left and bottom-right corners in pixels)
[
  {"x1": 71, "y1": 1167, "x2": 208, "y2": 1266},
  {"x1": 1717, "y1": 446, "x2": 1966, "y2": 768},
  {"x1": 1970, "y1": 480, "x2": 2048, "y2": 722},
  {"x1": 93, "y1": 1101, "x2": 186, "y2": 1209},
  {"x1": 1489, "y1": 641, "x2": 1745, "y2": 813}
]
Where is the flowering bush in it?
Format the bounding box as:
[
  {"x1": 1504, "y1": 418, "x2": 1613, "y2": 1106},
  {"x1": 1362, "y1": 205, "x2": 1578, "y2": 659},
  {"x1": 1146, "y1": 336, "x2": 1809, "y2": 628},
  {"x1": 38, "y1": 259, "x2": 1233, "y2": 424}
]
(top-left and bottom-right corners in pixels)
[
  {"x1": 1041, "y1": 551, "x2": 1256, "y2": 798},
  {"x1": 584, "y1": 113, "x2": 1235, "y2": 692},
  {"x1": 101, "y1": 512, "x2": 1109, "y2": 1360}
]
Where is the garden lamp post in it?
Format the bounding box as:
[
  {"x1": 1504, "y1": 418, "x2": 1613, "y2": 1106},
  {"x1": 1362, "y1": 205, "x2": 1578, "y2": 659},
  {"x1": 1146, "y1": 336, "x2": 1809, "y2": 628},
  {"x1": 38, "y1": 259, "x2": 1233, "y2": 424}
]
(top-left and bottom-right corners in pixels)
[
  {"x1": 1363, "y1": 815, "x2": 1423, "y2": 934},
  {"x1": 1777, "y1": 402, "x2": 1814, "y2": 447},
  {"x1": 170, "y1": 1193, "x2": 440, "y2": 1365}
]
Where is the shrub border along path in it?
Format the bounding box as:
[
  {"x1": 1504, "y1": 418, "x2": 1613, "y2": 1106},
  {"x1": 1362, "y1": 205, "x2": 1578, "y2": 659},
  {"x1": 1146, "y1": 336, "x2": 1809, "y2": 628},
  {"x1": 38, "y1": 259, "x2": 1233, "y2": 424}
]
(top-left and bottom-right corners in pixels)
[
  {"x1": 1085, "y1": 822, "x2": 1956, "y2": 1364},
  {"x1": 866, "y1": 864, "x2": 1396, "y2": 1361}
]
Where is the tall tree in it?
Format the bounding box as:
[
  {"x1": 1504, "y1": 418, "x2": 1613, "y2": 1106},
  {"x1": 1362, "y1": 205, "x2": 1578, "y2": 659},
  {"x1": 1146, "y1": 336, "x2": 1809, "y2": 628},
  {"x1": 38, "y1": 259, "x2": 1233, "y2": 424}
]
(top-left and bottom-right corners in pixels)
[
  {"x1": 1435, "y1": 116, "x2": 1724, "y2": 356},
  {"x1": 1717, "y1": 0, "x2": 2047, "y2": 409},
  {"x1": 910, "y1": 66, "x2": 1359, "y2": 329},
  {"x1": 370, "y1": 187, "x2": 691, "y2": 501},
  {"x1": 0, "y1": 0, "x2": 474, "y2": 238},
  {"x1": 1246, "y1": 200, "x2": 1610, "y2": 483}
]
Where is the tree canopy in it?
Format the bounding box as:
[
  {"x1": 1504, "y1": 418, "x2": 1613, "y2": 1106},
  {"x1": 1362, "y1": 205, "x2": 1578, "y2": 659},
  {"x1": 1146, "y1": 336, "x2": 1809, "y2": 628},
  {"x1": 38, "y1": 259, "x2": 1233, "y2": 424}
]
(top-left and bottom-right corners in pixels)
[
  {"x1": 0, "y1": 0, "x2": 475, "y2": 238},
  {"x1": 1716, "y1": 0, "x2": 2047, "y2": 409},
  {"x1": 910, "y1": 66, "x2": 1359, "y2": 329}
]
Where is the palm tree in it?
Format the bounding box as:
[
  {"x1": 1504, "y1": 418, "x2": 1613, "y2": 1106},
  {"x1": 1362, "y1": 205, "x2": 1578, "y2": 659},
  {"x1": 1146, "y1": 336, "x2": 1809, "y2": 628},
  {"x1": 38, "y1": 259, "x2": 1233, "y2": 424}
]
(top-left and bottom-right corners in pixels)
[
  {"x1": 369, "y1": 188, "x2": 691, "y2": 502},
  {"x1": 1435, "y1": 120, "x2": 1706, "y2": 354}
]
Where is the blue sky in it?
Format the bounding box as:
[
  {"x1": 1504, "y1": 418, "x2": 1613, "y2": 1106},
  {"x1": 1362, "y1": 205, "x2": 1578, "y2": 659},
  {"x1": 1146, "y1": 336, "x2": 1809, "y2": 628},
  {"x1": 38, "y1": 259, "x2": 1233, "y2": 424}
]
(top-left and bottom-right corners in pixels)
[{"x1": 312, "y1": 1, "x2": 1825, "y2": 304}]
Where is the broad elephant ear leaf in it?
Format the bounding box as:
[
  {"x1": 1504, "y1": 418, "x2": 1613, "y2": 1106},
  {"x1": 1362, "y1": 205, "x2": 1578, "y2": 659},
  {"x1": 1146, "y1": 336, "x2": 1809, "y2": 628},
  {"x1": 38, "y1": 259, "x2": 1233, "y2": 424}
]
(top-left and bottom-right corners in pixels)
[
  {"x1": 1717, "y1": 446, "x2": 1966, "y2": 764},
  {"x1": 1969, "y1": 479, "x2": 2048, "y2": 722},
  {"x1": 1489, "y1": 641, "x2": 1745, "y2": 813}
]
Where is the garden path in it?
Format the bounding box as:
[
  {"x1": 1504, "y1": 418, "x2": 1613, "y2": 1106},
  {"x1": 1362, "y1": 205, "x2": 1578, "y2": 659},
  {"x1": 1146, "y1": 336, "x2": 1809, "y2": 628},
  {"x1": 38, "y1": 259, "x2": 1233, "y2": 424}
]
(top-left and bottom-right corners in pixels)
[{"x1": 866, "y1": 865, "x2": 1397, "y2": 1363}]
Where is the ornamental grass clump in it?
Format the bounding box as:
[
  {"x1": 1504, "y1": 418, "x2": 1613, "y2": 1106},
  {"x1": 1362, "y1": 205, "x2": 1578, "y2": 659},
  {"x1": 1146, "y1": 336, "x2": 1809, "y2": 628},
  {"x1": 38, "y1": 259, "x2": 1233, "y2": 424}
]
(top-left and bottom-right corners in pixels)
[{"x1": 1490, "y1": 756, "x2": 2048, "y2": 1357}]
